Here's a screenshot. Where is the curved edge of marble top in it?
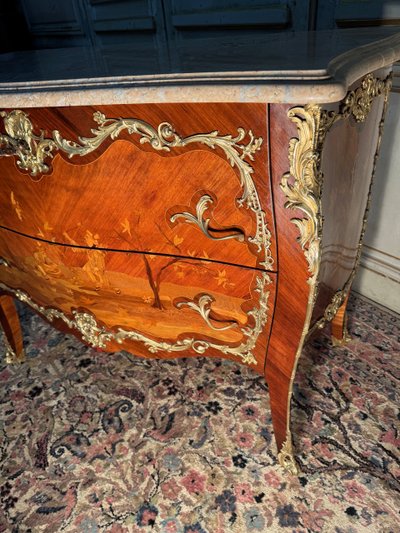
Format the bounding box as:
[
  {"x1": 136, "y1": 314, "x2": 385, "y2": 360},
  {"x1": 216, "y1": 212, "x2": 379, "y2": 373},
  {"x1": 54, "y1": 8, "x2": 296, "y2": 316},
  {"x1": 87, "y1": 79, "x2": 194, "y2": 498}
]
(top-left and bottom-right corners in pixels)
[{"x1": 1, "y1": 32, "x2": 400, "y2": 108}]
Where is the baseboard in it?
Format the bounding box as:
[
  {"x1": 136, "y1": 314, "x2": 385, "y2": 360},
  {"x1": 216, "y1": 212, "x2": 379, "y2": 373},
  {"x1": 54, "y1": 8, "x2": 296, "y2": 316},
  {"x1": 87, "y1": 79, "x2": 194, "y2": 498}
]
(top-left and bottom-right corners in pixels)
[
  {"x1": 353, "y1": 246, "x2": 400, "y2": 314},
  {"x1": 360, "y1": 246, "x2": 400, "y2": 283}
]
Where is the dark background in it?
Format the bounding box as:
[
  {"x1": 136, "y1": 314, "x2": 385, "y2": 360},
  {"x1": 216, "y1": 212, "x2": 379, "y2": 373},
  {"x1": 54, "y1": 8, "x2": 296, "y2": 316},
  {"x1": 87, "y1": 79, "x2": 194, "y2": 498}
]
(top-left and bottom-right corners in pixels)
[{"x1": 1, "y1": 0, "x2": 399, "y2": 55}]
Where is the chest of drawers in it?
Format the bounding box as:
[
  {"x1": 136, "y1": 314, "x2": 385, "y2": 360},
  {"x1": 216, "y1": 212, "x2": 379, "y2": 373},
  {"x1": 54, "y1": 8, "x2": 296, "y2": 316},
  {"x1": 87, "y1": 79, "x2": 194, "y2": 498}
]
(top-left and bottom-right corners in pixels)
[{"x1": 1, "y1": 29, "x2": 400, "y2": 474}]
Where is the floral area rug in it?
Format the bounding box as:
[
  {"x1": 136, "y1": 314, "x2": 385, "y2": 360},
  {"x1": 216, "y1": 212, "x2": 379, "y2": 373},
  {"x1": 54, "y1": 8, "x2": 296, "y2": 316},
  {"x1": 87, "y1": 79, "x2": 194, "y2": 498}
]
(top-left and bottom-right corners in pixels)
[{"x1": 0, "y1": 293, "x2": 399, "y2": 532}]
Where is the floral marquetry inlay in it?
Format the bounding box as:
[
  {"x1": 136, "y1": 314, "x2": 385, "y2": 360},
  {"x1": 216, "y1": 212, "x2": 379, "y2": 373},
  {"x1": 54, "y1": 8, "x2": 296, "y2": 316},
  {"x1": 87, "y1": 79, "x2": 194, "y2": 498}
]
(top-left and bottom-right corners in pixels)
[
  {"x1": 0, "y1": 270, "x2": 271, "y2": 366},
  {"x1": 0, "y1": 110, "x2": 273, "y2": 269}
]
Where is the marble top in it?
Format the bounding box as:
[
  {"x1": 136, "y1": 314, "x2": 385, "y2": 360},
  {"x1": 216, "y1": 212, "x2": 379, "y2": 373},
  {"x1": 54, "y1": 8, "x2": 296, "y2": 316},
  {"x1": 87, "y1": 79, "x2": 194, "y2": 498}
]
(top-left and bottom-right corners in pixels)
[{"x1": 1, "y1": 27, "x2": 400, "y2": 107}]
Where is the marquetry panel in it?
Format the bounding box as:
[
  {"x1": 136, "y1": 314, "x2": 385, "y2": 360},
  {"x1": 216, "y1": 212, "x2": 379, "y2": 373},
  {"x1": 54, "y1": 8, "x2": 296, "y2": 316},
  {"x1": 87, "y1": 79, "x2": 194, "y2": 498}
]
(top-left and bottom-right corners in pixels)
[
  {"x1": 0, "y1": 228, "x2": 275, "y2": 372},
  {"x1": 0, "y1": 103, "x2": 276, "y2": 271}
]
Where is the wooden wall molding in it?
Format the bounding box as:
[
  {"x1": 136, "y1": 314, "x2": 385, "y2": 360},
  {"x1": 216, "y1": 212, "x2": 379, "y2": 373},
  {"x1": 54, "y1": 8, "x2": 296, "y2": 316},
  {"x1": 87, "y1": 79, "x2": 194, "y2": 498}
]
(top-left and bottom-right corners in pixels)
[{"x1": 359, "y1": 244, "x2": 400, "y2": 283}]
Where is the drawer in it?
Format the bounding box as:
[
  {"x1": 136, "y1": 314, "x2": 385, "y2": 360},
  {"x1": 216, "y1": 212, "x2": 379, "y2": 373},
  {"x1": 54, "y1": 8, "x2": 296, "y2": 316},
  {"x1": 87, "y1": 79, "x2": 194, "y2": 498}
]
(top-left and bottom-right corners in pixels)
[
  {"x1": 0, "y1": 228, "x2": 275, "y2": 372},
  {"x1": 0, "y1": 103, "x2": 276, "y2": 271}
]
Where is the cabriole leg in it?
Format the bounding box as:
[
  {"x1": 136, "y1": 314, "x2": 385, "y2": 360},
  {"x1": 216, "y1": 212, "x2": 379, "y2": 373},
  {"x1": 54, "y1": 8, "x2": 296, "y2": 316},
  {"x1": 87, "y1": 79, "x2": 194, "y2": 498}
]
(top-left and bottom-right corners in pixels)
[
  {"x1": 331, "y1": 293, "x2": 352, "y2": 346},
  {"x1": 265, "y1": 362, "x2": 299, "y2": 475},
  {"x1": 0, "y1": 294, "x2": 25, "y2": 364}
]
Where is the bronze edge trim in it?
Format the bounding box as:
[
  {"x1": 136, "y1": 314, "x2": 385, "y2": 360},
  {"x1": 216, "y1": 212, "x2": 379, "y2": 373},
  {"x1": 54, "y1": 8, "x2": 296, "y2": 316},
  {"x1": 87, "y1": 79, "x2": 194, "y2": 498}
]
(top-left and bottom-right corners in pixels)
[{"x1": 278, "y1": 71, "x2": 393, "y2": 474}]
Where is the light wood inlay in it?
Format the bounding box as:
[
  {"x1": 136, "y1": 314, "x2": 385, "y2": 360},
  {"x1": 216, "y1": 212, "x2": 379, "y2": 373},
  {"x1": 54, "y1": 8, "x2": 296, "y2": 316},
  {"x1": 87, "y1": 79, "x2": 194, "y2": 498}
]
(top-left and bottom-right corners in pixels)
[{"x1": 1, "y1": 31, "x2": 399, "y2": 472}]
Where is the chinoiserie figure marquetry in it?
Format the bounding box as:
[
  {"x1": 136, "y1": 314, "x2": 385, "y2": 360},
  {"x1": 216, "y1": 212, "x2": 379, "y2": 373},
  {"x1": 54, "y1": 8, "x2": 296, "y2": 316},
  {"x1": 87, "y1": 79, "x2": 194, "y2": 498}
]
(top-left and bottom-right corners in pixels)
[{"x1": 1, "y1": 28, "x2": 399, "y2": 474}]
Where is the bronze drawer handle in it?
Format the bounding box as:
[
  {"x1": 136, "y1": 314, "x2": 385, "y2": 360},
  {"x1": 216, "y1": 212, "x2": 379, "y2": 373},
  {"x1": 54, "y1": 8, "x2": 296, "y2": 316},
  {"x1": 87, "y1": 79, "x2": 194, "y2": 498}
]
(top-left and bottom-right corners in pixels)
[
  {"x1": 175, "y1": 293, "x2": 238, "y2": 331},
  {"x1": 170, "y1": 194, "x2": 245, "y2": 242}
]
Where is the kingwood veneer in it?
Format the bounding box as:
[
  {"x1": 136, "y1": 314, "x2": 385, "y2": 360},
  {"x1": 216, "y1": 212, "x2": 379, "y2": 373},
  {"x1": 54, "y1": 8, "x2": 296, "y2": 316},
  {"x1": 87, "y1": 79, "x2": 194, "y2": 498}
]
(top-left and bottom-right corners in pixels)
[{"x1": 1, "y1": 29, "x2": 400, "y2": 473}]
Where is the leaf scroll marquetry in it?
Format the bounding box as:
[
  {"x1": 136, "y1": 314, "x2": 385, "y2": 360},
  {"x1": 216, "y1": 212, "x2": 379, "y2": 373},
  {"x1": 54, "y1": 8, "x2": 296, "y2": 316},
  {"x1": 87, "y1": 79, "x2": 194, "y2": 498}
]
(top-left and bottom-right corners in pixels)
[{"x1": 0, "y1": 110, "x2": 273, "y2": 269}]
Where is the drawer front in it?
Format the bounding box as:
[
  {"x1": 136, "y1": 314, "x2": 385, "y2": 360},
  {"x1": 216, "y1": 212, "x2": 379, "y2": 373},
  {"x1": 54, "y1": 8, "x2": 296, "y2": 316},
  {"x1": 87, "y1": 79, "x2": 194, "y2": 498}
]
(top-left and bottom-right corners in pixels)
[
  {"x1": 0, "y1": 103, "x2": 276, "y2": 271},
  {"x1": 0, "y1": 228, "x2": 275, "y2": 372}
]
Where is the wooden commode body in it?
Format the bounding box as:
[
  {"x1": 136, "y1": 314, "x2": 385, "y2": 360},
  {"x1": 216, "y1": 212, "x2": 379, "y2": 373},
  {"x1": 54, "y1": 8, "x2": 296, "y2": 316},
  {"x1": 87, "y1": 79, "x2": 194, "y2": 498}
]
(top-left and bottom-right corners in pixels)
[{"x1": 1, "y1": 29, "x2": 400, "y2": 473}]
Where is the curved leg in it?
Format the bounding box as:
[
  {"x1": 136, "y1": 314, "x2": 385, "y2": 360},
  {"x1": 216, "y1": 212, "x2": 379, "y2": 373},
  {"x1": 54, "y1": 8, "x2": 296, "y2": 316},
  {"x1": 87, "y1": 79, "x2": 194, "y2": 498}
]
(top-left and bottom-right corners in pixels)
[
  {"x1": 265, "y1": 362, "x2": 299, "y2": 475},
  {"x1": 0, "y1": 294, "x2": 25, "y2": 364},
  {"x1": 331, "y1": 293, "x2": 352, "y2": 346}
]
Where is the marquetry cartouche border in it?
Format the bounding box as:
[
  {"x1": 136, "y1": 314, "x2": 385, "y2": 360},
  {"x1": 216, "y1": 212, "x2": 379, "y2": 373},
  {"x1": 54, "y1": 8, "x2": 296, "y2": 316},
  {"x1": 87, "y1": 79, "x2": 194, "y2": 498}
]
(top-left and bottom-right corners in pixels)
[
  {"x1": 0, "y1": 272, "x2": 271, "y2": 367},
  {"x1": 278, "y1": 72, "x2": 393, "y2": 474},
  {"x1": 0, "y1": 110, "x2": 277, "y2": 366},
  {"x1": 0, "y1": 110, "x2": 273, "y2": 270}
]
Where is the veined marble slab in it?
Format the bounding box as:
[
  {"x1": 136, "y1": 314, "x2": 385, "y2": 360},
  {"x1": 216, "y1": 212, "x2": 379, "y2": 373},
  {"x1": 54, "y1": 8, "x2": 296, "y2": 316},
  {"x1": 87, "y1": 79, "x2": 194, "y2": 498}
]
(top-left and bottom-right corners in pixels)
[{"x1": 0, "y1": 27, "x2": 400, "y2": 107}]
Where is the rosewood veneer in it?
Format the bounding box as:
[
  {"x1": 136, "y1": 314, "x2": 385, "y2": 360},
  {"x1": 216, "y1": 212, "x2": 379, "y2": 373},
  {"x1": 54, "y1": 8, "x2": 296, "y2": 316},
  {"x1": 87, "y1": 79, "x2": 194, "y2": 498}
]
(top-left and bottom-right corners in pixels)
[{"x1": 1, "y1": 29, "x2": 400, "y2": 473}]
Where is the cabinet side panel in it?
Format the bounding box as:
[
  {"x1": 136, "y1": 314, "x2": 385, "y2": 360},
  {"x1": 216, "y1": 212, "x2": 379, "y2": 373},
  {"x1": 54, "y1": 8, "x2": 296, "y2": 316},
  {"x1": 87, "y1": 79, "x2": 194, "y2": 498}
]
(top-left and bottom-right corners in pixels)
[{"x1": 313, "y1": 78, "x2": 387, "y2": 321}]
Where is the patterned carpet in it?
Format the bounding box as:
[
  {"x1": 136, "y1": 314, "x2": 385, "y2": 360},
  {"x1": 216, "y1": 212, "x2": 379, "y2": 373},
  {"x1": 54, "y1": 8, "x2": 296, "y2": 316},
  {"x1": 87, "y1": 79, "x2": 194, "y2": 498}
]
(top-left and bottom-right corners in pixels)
[{"x1": 0, "y1": 293, "x2": 399, "y2": 533}]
